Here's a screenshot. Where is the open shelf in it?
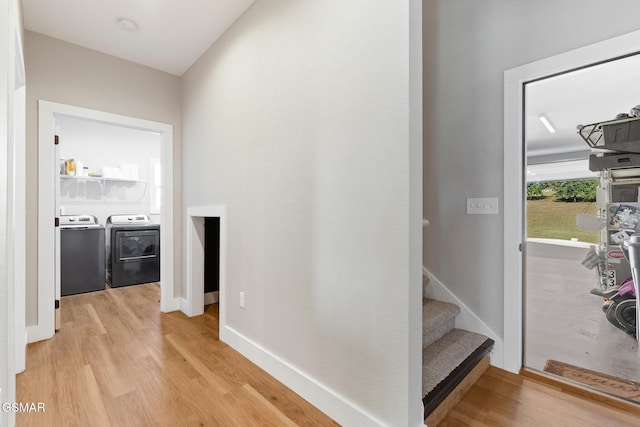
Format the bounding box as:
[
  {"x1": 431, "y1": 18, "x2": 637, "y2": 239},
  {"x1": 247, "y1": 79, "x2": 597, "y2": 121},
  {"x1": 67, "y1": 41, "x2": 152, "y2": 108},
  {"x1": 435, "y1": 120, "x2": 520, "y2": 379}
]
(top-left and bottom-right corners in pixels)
[
  {"x1": 59, "y1": 174, "x2": 148, "y2": 203},
  {"x1": 60, "y1": 175, "x2": 143, "y2": 183}
]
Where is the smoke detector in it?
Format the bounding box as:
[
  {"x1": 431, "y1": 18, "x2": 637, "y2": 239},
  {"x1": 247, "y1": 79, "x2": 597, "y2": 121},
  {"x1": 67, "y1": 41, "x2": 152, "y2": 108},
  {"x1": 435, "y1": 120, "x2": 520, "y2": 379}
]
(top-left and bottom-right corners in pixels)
[{"x1": 117, "y1": 18, "x2": 138, "y2": 32}]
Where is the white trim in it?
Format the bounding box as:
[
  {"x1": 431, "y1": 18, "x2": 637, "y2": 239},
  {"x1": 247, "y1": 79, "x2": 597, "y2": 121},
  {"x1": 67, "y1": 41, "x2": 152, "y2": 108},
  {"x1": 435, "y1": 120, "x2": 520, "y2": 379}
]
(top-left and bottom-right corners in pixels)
[
  {"x1": 185, "y1": 216, "x2": 204, "y2": 317},
  {"x1": 35, "y1": 108, "x2": 56, "y2": 342},
  {"x1": 149, "y1": 157, "x2": 161, "y2": 215},
  {"x1": 179, "y1": 297, "x2": 190, "y2": 315},
  {"x1": 162, "y1": 295, "x2": 181, "y2": 313},
  {"x1": 527, "y1": 237, "x2": 595, "y2": 249},
  {"x1": 185, "y1": 206, "x2": 226, "y2": 326},
  {"x1": 35, "y1": 100, "x2": 177, "y2": 342},
  {"x1": 223, "y1": 325, "x2": 390, "y2": 427},
  {"x1": 157, "y1": 115, "x2": 176, "y2": 313},
  {"x1": 2, "y1": 5, "x2": 22, "y2": 425},
  {"x1": 179, "y1": 292, "x2": 220, "y2": 316},
  {"x1": 12, "y1": 74, "x2": 25, "y2": 372},
  {"x1": 423, "y1": 268, "x2": 504, "y2": 368},
  {"x1": 26, "y1": 324, "x2": 52, "y2": 344},
  {"x1": 503, "y1": 29, "x2": 640, "y2": 373},
  {"x1": 409, "y1": 0, "x2": 424, "y2": 423},
  {"x1": 13, "y1": 16, "x2": 24, "y2": 88}
]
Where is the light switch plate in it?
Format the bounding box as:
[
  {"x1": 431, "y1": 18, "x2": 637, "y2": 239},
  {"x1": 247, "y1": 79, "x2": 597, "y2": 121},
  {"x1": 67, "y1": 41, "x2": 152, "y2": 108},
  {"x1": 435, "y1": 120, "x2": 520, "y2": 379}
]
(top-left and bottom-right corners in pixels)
[{"x1": 467, "y1": 197, "x2": 499, "y2": 214}]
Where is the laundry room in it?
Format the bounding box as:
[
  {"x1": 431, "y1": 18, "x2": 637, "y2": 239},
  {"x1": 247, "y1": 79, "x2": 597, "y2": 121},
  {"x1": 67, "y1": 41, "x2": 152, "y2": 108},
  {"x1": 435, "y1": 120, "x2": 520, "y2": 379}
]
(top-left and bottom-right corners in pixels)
[{"x1": 57, "y1": 115, "x2": 162, "y2": 296}]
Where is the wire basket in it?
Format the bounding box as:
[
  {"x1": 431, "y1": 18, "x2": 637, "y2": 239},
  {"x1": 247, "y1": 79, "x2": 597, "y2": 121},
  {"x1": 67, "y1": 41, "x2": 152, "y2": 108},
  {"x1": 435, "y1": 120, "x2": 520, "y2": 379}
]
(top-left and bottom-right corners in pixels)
[
  {"x1": 578, "y1": 117, "x2": 640, "y2": 153},
  {"x1": 577, "y1": 122, "x2": 604, "y2": 149}
]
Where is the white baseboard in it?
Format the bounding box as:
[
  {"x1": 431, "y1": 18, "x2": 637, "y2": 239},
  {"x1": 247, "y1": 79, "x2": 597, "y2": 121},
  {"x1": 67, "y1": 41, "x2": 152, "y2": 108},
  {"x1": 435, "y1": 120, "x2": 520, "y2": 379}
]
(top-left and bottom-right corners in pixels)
[
  {"x1": 26, "y1": 324, "x2": 53, "y2": 344},
  {"x1": 161, "y1": 296, "x2": 181, "y2": 313},
  {"x1": 15, "y1": 330, "x2": 27, "y2": 374},
  {"x1": 222, "y1": 325, "x2": 389, "y2": 427},
  {"x1": 204, "y1": 291, "x2": 218, "y2": 305},
  {"x1": 179, "y1": 298, "x2": 191, "y2": 316},
  {"x1": 422, "y1": 267, "x2": 505, "y2": 369},
  {"x1": 179, "y1": 293, "x2": 219, "y2": 317}
]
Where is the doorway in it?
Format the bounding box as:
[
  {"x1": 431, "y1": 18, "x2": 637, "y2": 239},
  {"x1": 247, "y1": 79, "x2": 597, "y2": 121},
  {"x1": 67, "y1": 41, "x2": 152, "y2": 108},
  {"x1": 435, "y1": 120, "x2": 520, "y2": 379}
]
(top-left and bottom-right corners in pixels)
[
  {"x1": 186, "y1": 206, "x2": 227, "y2": 340},
  {"x1": 204, "y1": 217, "x2": 220, "y2": 305},
  {"x1": 504, "y1": 29, "x2": 640, "y2": 375},
  {"x1": 523, "y1": 55, "x2": 640, "y2": 393},
  {"x1": 33, "y1": 101, "x2": 177, "y2": 343}
]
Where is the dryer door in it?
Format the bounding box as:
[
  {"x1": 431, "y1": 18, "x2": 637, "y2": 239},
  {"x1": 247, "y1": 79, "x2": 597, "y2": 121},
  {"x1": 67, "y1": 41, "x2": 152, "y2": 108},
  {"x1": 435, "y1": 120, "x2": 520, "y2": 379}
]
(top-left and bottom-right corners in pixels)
[{"x1": 115, "y1": 229, "x2": 160, "y2": 263}]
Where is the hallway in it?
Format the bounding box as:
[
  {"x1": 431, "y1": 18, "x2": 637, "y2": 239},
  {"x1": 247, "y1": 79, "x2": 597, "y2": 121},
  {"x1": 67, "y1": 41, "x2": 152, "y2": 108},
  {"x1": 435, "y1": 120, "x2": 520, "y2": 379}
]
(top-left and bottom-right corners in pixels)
[{"x1": 16, "y1": 284, "x2": 337, "y2": 426}]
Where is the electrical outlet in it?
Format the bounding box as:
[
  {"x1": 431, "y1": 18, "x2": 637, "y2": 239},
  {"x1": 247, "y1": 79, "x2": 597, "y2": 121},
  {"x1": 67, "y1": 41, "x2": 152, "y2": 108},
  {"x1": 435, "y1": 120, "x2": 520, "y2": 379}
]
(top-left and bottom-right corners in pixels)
[
  {"x1": 467, "y1": 197, "x2": 499, "y2": 214},
  {"x1": 239, "y1": 292, "x2": 245, "y2": 309}
]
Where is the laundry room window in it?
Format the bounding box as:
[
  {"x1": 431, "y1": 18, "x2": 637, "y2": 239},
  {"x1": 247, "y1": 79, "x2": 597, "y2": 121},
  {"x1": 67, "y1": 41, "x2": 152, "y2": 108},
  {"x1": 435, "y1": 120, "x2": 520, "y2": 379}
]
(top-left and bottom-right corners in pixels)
[{"x1": 150, "y1": 158, "x2": 161, "y2": 214}]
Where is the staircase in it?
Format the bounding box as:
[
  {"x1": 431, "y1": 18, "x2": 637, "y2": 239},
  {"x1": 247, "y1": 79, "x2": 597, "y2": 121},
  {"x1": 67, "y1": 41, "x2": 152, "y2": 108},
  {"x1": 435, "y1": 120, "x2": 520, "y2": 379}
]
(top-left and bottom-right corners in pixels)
[{"x1": 422, "y1": 296, "x2": 494, "y2": 425}]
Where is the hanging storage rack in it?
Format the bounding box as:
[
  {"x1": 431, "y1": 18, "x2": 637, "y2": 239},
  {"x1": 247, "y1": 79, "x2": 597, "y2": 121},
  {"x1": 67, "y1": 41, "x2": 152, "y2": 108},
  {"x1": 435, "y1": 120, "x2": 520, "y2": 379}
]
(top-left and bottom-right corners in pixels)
[{"x1": 578, "y1": 116, "x2": 640, "y2": 153}]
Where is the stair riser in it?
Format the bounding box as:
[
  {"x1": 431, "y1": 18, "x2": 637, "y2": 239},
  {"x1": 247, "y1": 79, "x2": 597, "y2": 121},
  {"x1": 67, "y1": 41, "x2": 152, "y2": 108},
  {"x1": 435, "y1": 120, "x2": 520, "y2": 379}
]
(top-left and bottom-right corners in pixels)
[
  {"x1": 423, "y1": 298, "x2": 460, "y2": 350},
  {"x1": 423, "y1": 318, "x2": 455, "y2": 349},
  {"x1": 425, "y1": 356, "x2": 490, "y2": 426}
]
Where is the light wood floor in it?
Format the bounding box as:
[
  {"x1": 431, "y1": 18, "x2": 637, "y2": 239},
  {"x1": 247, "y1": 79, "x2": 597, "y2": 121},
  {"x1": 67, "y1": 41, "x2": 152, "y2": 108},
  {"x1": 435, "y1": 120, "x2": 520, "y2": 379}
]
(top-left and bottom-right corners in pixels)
[
  {"x1": 439, "y1": 366, "x2": 640, "y2": 426},
  {"x1": 16, "y1": 283, "x2": 339, "y2": 427},
  {"x1": 20, "y1": 283, "x2": 639, "y2": 427}
]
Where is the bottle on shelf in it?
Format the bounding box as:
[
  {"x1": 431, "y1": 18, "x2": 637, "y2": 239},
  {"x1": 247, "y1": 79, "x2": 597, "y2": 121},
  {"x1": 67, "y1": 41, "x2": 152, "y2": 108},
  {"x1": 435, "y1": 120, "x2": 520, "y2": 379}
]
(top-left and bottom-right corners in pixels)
[{"x1": 65, "y1": 159, "x2": 76, "y2": 176}]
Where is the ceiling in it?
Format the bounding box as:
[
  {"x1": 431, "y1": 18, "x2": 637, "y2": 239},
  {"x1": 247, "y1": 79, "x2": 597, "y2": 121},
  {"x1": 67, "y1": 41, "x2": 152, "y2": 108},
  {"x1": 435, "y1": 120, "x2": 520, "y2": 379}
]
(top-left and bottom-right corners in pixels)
[
  {"x1": 526, "y1": 53, "x2": 640, "y2": 165},
  {"x1": 21, "y1": 0, "x2": 255, "y2": 76},
  {"x1": 20, "y1": 1, "x2": 640, "y2": 168}
]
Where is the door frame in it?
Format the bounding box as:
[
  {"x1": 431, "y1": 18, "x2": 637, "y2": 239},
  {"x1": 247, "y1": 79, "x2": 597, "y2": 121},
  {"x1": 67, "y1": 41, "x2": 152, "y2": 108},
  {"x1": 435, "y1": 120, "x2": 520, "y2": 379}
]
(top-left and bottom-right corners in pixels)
[
  {"x1": 31, "y1": 100, "x2": 178, "y2": 342},
  {"x1": 12, "y1": 48, "x2": 25, "y2": 373},
  {"x1": 503, "y1": 29, "x2": 640, "y2": 373}
]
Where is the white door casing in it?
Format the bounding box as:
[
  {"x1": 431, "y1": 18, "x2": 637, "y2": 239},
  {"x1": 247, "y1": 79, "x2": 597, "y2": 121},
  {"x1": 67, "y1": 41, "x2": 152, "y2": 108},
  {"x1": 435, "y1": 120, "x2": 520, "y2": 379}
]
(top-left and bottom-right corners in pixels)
[
  {"x1": 32, "y1": 101, "x2": 178, "y2": 342},
  {"x1": 185, "y1": 206, "x2": 227, "y2": 340},
  {"x1": 13, "y1": 28, "x2": 26, "y2": 373}
]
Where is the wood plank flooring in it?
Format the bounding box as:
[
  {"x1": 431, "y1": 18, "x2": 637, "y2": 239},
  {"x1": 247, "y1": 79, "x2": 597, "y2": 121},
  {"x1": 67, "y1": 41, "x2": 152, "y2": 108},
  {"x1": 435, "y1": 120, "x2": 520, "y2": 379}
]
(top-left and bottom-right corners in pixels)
[
  {"x1": 19, "y1": 283, "x2": 640, "y2": 426},
  {"x1": 16, "y1": 283, "x2": 339, "y2": 427},
  {"x1": 439, "y1": 366, "x2": 640, "y2": 426}
]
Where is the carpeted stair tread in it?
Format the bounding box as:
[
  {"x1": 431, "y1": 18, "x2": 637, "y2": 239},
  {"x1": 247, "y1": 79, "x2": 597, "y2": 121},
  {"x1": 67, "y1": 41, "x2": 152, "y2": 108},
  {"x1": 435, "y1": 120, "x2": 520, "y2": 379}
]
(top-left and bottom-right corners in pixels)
[
  {"x1": 422, "y1": 328, "x2": 489, "y2": 398},
  {"x1": 423, "y1": 298, "x2": 460, "y2": 349}
]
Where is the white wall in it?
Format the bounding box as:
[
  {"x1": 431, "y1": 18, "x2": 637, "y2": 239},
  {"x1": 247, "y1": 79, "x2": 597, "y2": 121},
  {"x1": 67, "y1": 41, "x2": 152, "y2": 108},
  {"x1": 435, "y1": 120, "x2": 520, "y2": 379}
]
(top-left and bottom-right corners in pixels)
[
  {"x1": 57, "y1": 115, "x2": 161, "y2": 225},
  {"x1": 182, "y1": 1, "x2": 422, "y2": 426},
  {"x1": 23, "y1": 31, "x2": 181, "y2": 326},
  {"x1": 423, "y1": 1, "x2": 640, "y2": 340}
]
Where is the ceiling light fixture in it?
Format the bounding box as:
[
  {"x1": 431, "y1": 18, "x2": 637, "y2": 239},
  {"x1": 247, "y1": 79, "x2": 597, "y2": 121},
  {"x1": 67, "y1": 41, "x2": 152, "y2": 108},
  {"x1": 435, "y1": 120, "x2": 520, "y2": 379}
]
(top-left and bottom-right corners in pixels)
[
  {"x1": 117, "y1": 18, "x2": 138, "y2": 32},
  {"x1": 539, "y1": 115, "x2": 556, "y2": 134}
]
